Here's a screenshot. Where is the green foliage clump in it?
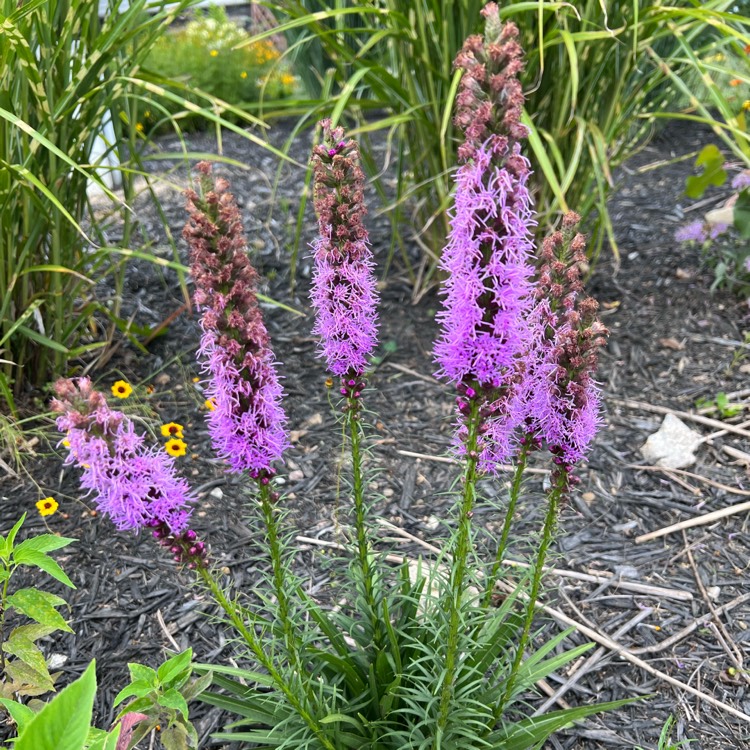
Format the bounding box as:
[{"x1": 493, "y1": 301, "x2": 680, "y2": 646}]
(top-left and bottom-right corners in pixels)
[
  {"x1": 0, "y1": 514, "x2": 76, "y2": 705},
  {"x1": 142, "y1": 6, "x2": 298, "y2": 130}
]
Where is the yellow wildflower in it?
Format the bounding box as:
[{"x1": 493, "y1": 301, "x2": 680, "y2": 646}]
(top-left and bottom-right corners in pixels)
[
  {"x1": 240, "y1": 71, "x2": 248, "y2": 79},
  {"x1": 112, "y1": 380, "x2": 133, "y2": 399},
  {"x1": 165, "y1": 438, "x2": 187, "y2": 457},
  {"x1": 210, "y1": 49, "x2": 218, "y2": 57},
  {"x1": 136, "y1": 123, "x2": 144, "y2": 133},
  {"x1": 161, "y1": 422, "x2": 185, "y2": 439},
  {"x1": 743, "y1": 100, "x2": 750, "y2": 111},
  {"x1": 36, "y1": 497, "x2": 59, "y2": 517},
  {"x1": 204, "y1": 398, "x2": 216, "y2": 411}
]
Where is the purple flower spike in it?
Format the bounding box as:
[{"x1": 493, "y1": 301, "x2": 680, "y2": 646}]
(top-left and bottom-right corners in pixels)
[
  {"x1": 51, "y1": 378, "x2": 193, "y2": 534},
  {"x1": 310, "y1": 119, "x2": 379, "y2": 379},
  {"x1": 184, "y1": 163, "x2": 288, "y2": 476},
  {"x1": 434, "y1": 6, "x2": 537, "y2": 472},
  {"x1": 523, "y1": 215, "x2": 609, "y2": 470}
]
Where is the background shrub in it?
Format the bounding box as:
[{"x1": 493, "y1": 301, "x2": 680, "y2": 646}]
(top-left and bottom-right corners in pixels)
[{"x1": 142, "y1": 6, "x2": 298, "y2": 130}]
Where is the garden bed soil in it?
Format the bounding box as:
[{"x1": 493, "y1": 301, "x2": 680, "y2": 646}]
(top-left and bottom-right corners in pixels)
[{"x1": 1, "y1": 120, "x2": 750, "y2": 750}]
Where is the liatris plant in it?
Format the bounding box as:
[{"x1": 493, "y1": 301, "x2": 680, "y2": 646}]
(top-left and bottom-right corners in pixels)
[
  {"x1": 54, "y1": 7, "x2": 631, "y2": 748},
  {"x1": 309, "y1": 119, "x2": 383, "y2": 645}
]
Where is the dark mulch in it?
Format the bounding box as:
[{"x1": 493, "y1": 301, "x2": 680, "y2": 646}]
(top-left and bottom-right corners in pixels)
[{"x1": 2, "y1": 119, "x2": 750, "y2": 750}]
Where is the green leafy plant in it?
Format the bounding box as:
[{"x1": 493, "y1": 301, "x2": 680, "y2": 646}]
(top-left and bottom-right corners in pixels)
[
  {"x1": 112, "y1": 648, "x2": 212, "y2": 750},
  {"x1": 635, "y1": 715, "x2": 694, "y2": 750},
  {"x1": 142, "y1": 6, "x2": 298, "y2": 132},
  {"x1": 695, "y1": 390, "x2": 743, "y2": 419},
  {"x1": 0, "y1": 514, "x2": 75, "y2": 704},
  {"x1": 675, "y1": 145, "x2": 750, "y2": 295}
]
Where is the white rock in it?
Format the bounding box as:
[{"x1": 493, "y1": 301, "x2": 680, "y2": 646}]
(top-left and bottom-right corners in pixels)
[
  {"x1": 640, "y1": 413, "x2": 703, "y2": 469},
  {"x1": 209, "y1": 487, "x2": 223, "y2": 500}
]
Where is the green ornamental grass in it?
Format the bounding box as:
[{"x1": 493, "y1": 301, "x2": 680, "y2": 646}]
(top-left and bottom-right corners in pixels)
[
  {"x1": 0, "y1": 0, "x2": 288, "y2": 416},
  {"x1": 258, "y1": 0, "x2": 750, "y2": 290}
]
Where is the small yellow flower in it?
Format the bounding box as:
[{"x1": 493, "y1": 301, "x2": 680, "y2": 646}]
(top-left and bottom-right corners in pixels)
[
  {"x1": 192, "y1": 377, "x2": 200, "y2": 383},
  {"x1": 36, "y1": 497, "x2": 58, "y2": 517},
  {"x1": 204, "y1": 398, "x2": 216, "y2": 411},
  {"x1": 62, "y1": 438, "x2": 70, "y2": 448},
  {"x1": 743, "y1": 100, "x2": 750, "y2": 111},
  {"x1": 240, "y1": 71, "x2": 248, "y2": 79},
  {"x1": 112, "y1": 380, "x2": 133, "y2": 399},
  {"x1": 324, "y1": 378, "x2": 334, "y2": 388},
  {"x1": 210, "y1": 49, "x2": 218, "y2": 57},
  {"x1": 281, "y1": 73, "x2": 295, "y2": 87},
  {"x1": 161, "y1": 422, "x2": 184, "y2": 439},
  {"x1": 136, "y1": 123, "x2": 144, "y2": 133},
  {"x1": 144, "y1": 110, "x2": 151, "y2": 119},
  {"x1": 165, "y1": 438, "x2": 187, "y2": 457}
]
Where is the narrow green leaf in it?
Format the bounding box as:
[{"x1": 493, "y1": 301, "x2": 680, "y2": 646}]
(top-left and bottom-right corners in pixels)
[
  {"x1": 13, "y1": 534, "x2": 76, "y2": 556},
  {"x1": 3, "y1": 514, "x2": 27, "y2": 557},
  {"x1": 13, "y1": 549, "x2": 75, "y2": 588}
]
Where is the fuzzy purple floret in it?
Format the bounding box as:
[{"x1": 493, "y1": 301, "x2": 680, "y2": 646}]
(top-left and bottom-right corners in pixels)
[
  {"x1": 675, "y1": 220, "x2": 708, "y2": 243},
  {"x1": 434, "y1": 145, "x2": 536, "y2": 388},
  {"x1": 53, "y1": 380, "x2": 193, "y2": 534},
  {"x1": 522, "y1": 302, "x2": 602, "y2": 465},
  {"x1": 310, "y1": 227, "x2": 379, "y2": 377},
  {"x1": 309, "y1": 121, "x2": 379, "y2": 378},
  {"x1": 732, "y1": 170, "x2": 750, "y2": 191},
  {"x1": 198, "y1": 327, "x2": 287, "y2": 474}
]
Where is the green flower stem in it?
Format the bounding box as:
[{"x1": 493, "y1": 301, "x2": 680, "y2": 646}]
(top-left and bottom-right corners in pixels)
[
  {"x1": 435, "y1": 398, "x2": 481, "y2": 742},
  {"x1": 347, "y1": 399, "x2": 382, "y2": 646},
  {"x1": 257, "y1": 481, "x2": 310, "y2": 697},
  {"x1": 496, "y1": 469, "x2": 568, "y2": 718},
  {"x1": 198, "y1": 566, "x2": 336, "y2": 750},
  {"x1": 481, "y1": 438, "x2": 531, "y2": 608}
]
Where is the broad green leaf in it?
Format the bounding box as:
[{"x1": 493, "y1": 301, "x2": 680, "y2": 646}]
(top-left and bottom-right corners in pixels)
[
  {"x1": 156, "y1": 648, "x2": 192, "y2": 686},
  {"x1": 112, "y1": 679, "x2": 154, "y2": 707},
  {"x1": 127, "y1": 662, "x2": 158, "y2": 685},
  {"x1": 3, "y1": 634, "x2": 49, "y2": 676},
  {"x1": 4, "y1": 659, "x2": 55, "y2": 696},
  {"x1": 160, "y1": 722, "x2": 190, "y2": 750},
  {"x1": 7, "y1": 589, "x2": 73, "y2": 633},
  {"x1": 157, "y1": 688, "x2": 189, "y2": 721},
  {"x1": 734, "y1": 189, "x2": 750, "y2": 239},
  {"x1": 15, "y1": 660, "x2": 96, "y2": 750},
  {"x1": 10, "y1": 623, "x2": 57, "y2": 643},
  {"x1": 13, "y1": 549, "x2": 75, "y2": 588},
  {"x1": 686, "y1": 144, "x2": 728, "y2": 198}
]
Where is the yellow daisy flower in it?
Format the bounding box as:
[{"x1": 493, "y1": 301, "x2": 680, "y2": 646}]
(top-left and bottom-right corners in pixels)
[
  {"x1": 240, "y1": 71, "x2": 248, "y2": 79},
  {"x1": 204, "y1": 398, "x2": 216, "y2": 411},
  {"x1": 165, "y1": 438, "x2": 187, "y2": 457},
  {"x1": 36, "y1": 497, "x2": 59, "y2": 517},
  {"x1": 112, "y1": 380, "x2": 133, "y2": 399},
  {"x1": 161, "y1": 422, "x2": 185, "y2": 439},
  {"x1": 210, "y1": 49, "x2": 218, "y2": 57}
]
